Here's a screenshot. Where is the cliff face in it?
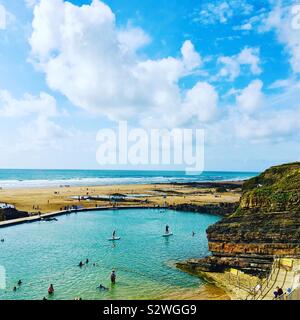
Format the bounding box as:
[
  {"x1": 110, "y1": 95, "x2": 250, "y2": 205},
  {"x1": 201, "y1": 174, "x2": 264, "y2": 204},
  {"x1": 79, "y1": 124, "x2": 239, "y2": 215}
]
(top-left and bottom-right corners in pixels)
[
  {"x1": 178, "y1": 162, "x2": 300, "y2": 276},
  {"x1": 0, "y1": 207, "x2": 29, "y2": 221},
  {"x1": 169, "y1": 202, "x2": 239, "y2": 217}
]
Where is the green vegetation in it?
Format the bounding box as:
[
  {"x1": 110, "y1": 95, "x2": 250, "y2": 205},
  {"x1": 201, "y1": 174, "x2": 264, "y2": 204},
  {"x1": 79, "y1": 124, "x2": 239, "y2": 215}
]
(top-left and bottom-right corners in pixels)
[{"x1": 239, "y1": 162, "x2": 300, "y2": 213}]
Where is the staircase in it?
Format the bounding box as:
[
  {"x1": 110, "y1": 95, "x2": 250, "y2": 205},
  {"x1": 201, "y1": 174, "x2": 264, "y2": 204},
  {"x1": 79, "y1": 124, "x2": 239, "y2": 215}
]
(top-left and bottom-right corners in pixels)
[{"x1": 247, "y1": 258, "x2": 300, "y2": 300}]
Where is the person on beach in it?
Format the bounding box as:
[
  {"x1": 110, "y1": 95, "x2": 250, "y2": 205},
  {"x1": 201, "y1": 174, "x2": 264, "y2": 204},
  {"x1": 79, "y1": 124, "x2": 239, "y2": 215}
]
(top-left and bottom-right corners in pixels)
[
  {"x1": 254, "y1": 283, "x2": 262, "y2": 296},
  {"x1": 110, "y1": 270, "x2": 116, "y2": 284},
  {"x1": 277, "y1": 287, "x2": 283, "y2": 297},
  {"x1": 274, "y1": 286, "x2": 283, "y2": 299},
  {"x1": 48, "y1": 284, "x2": 54, "y2": 295}
]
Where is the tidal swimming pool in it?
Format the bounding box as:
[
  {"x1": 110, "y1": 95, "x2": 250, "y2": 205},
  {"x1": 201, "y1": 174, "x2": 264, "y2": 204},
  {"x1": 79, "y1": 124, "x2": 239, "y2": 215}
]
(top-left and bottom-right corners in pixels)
[{"x1": 0, "y1": 208, "x2": 220, "y2": 300}]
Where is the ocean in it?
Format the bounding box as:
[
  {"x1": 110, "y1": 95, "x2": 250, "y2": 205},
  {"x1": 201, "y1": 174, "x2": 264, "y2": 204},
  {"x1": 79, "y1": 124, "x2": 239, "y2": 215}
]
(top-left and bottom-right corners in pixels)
[{"x1": 0, "y1": 169, "x2": 258, "y2": 189}]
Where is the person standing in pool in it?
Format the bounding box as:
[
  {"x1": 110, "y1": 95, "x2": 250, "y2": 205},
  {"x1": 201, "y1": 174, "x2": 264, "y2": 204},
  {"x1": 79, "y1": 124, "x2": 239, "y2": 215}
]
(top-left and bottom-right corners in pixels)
[
  {"x1": 110, "y1": 270, "x2": 116, "y2": 284},
  {"x1": 48, "y1": 284, "x2": 54, "y2": 295}
]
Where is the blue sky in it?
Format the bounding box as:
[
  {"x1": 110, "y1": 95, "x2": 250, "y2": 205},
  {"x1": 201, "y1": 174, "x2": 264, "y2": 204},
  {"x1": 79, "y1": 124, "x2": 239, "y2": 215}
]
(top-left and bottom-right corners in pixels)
[{"x1": 0, "y1": 0, "x2": 300, "y2": 171}]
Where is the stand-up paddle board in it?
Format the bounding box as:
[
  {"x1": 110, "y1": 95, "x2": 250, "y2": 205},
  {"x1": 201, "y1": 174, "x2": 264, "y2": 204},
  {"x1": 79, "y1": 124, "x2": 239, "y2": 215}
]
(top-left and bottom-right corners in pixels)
[
  {"x1": 108, "y1": 237, "x2": 121, "y2": 241},
  {"x1": 162, "y1": 233, "x2": 173, "y2": 237}
]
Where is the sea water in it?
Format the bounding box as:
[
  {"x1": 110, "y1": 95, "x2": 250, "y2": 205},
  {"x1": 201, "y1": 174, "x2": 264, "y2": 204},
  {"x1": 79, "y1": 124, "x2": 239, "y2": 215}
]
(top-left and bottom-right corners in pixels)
[
  {"x1": 0, "y1": 208, "x2": 220, "y2": 300},
  {"x1": 0, "y1": 169, "x2": 258, "y2": 189}
]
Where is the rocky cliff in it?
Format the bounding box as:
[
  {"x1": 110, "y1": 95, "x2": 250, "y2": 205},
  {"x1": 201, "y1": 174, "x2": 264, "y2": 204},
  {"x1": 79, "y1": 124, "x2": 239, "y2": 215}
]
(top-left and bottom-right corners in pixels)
[
  {"x1": 0, "y1": 207, "x2": 29, "y2": 221},
  {"x1": 177, "y1": 162, "x2": 300, "y2": 277},
  {"x1": 169, "y1": 202, "x2": 239, "y2": 217}
]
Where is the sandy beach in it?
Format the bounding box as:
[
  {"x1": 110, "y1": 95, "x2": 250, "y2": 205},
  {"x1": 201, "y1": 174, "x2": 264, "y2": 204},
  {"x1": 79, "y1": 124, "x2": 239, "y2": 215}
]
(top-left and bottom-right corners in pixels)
[{"x1": 0, "y1": 182, "x2": 241, "y2": 215}]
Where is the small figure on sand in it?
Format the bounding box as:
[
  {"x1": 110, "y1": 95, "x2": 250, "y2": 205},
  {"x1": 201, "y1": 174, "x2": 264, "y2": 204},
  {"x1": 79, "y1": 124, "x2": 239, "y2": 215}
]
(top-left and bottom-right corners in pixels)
[
  {"x1": 274, "y1": 286, "x2": 283, "y2": 299},
  {"x1": 48, "y1": 284, "x2": 54, "y2": 295},
  {"x1": 110, "y1": 270, "x2": 116, "y2": 284}
]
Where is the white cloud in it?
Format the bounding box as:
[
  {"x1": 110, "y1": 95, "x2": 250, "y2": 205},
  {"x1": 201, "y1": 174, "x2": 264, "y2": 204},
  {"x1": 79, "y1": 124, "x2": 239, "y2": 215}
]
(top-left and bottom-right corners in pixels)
[
  {"x1": 0, "y1": 89, "x2": 69, "y2": 150},
  {"x1": 239, "y1": 23, "x2": 253, "y2": 30},
  {"x1": 261, "y1": 2, "x2": 300, "y2": 73},
  {"x1": 183, "y1": 82, "x2": 218, "y2": 123},
  {"x1": 25, "y1": 0, "x2": 38, "y2": 8},
  {"x1": 0, "y1": 4, "x2": 7, "y2": 30},
  {"x1": 236, "y1": 79, "x2": 264, "y2": 113},
  {"x1": 235, "y1": 107, "x2": 300, "y2": 143},
  {"x1": 117, "y1": 25, "x2": 151, "y2": 55},
  {"x1": 228, "y1": 77, "x2": 300, "y2": 143},
  {"x1": 181, "y1": 40, "x2": 203, "y2": 71},
  {"x1": 0, "y1": 90, "x2": 57, "y2": 118},
  {"x1": 29, "y1": 0, "x2": 213, "y2": 127},
  {"x1": 217, "y1": 47, "x2": 261, "y2": 81},
  {"x1": 193, "y1": 1, "x2": 253, "y2": 25},
  {"x1": 18, "y1": 115, "x2": 70, "y2": 150}
]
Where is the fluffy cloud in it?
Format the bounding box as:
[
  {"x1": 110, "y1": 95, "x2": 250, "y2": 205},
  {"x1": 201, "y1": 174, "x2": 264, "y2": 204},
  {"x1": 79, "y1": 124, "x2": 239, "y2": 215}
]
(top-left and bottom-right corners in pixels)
[
  {"x1": 29, "y1": 0, "x2": 216, "y2": 127},
  {"x1": 0, "y1": 90, "x2": 57, "y2": 117},
  {"x1": 18, "y1": 115, "x2": 70, "y2": 150},
  {"x1": 183, "y1": 82, "x2": 218, "y2": 123},
  {"x1": 235, "y1": 107, "x2": 300, "y2": 143},
  {"x1": 0, "y1": 90, "x2": 68, "y2": 149},
  {"x1": 0, "y1": 4, "x2": 7, "y2": 30},
  {"x1": 236, "y1": 79, "x2": 264, "y2": 113},
  {"x1": 218, "y1": 47, "x2": 261, "y2": 81},
  {"x1": 262, "y1": 2, "x2": 300, "y2": 73},
  {"x1": 231, "y1": 78, "x2": 300, "y2": 142}
]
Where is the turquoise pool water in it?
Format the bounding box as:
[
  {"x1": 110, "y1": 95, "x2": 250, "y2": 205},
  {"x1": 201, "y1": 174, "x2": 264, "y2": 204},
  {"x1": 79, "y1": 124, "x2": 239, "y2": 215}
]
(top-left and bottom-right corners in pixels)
[{"x1": 0, "y1": 209, "x2": 220, "y2": 300}]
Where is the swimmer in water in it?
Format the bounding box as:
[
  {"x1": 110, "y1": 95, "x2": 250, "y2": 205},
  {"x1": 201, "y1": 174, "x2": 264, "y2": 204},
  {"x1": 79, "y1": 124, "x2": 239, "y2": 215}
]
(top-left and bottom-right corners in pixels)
[
  {"x1": 48, "y1": 284, "x2": 54, "y2": 295},
  {"x1": 78, "y1": 261, "x2": 84, "y2": 267},
  {"x1": 112, "y1": 230, "x2": 116, "y2": 239},
  {"x1": 97, "y1": 284, "x2": 109, "y2": 291},
  {"x1": 192, "y1": 231, "x2": 195, "y2": 236},
  {"x1": 17, "y1": 280, "x2": 22, "y2": 286}
]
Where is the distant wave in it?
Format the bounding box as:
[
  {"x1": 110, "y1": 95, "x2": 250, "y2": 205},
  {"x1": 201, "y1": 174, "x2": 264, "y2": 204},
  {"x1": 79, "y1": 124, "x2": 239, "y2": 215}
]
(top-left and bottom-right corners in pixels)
[{"x1": 0, "y1": 173, "x2": 257, "y2": 189}]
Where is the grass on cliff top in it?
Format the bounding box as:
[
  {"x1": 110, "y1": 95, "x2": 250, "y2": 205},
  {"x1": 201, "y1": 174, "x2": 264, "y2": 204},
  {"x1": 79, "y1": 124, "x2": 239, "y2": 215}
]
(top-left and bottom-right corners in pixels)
[{"x1": 243, "y1": 162, "x2": 300, "y2": 192}]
